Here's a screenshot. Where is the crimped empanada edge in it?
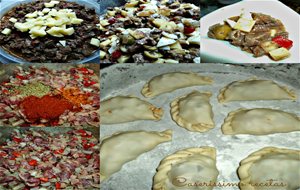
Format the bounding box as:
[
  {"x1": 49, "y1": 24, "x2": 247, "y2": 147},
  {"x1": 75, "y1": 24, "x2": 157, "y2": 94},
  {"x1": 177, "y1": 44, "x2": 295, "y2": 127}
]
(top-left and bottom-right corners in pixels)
[
  {"x1": 170, "y1": 91, "x2": 214, "y2": 132},
  {"x1": 153, "y1": 147, "x2": 217, "y2": 190},
  {"x1": 238, "y1": 147, "x2": 300, "y2": 190},
  {"x1": 221, "y1": 108, "x2": 246, "y2": 135}
]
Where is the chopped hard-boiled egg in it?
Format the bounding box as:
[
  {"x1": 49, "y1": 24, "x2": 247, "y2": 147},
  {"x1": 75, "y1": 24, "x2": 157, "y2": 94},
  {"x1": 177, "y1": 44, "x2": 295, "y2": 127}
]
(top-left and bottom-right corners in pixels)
[
  {"x1": 71, "y1": 18, "x2": 83, "y2": 25},
  {"x1": 59, "y1": 40, "x2": 67, "y2": 46},
  {"x1": 233, "y1": 17, "x2": 256, "y2": 33},
  {"x1": 1, "y1": 28, "x2": 12, "y2": 35},
  {"x1": 100, "y1": 50, "x2": 106, "y2": 59},
  {"x1": 9, "y1": 18, "x2": 18, "y2": 23},
  {"x1": 30, "y1": 27, "x2": 47, "y2": 37},
  {"x1": 269, "y1": 47, "x2": 290, "y2": 61},
  {"x1": 42, "y1": 8, "x2": 51, "y2": 13},
  {"x1": 14, "y1": 22, "x2": 30, "y2": 32},
  {"x1": 90, "y1": 38, "x2": 100, "y2": 47},
  {"x1": 12, "y1": 6, "x2": 83, "y2": 38},
  {"x1": 25, "y1": 12, "x2": 38, "y2": 18}
]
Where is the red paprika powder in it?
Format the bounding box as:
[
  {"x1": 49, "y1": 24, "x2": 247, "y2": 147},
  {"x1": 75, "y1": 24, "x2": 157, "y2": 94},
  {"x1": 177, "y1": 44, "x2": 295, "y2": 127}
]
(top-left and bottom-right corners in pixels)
[{"x1": 20, "y1": 95, "x2": 74, "y2": 122}]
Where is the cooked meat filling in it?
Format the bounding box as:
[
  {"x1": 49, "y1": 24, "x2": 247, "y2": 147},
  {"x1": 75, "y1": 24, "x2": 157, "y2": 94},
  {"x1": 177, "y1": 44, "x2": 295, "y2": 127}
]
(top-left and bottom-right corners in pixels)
[
  {"x1": 100, "y1": 0, "x2": 200, "y2": 63},
  {"x1": 208, "y1": 12, "x2": 293, "y2": 61}
]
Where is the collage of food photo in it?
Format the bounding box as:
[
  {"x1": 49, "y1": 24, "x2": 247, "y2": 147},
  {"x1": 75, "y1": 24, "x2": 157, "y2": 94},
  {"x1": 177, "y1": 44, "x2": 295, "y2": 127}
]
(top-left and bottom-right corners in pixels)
[{"x1": 0, "y1": 0, "x2": 299, "y2": 190}]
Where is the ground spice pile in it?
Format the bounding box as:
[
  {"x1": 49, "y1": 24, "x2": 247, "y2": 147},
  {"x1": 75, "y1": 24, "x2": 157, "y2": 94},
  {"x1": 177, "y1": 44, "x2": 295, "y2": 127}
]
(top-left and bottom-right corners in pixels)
[
  {"x1": 61, "y1": 88, "x2": 91, "y2": 108},
  {"x1": 20, "y1": 95, "x2": 74, "y2": 122},
  {"x1": 12, "y1": 82, "x2": 51, "y2": 97}
]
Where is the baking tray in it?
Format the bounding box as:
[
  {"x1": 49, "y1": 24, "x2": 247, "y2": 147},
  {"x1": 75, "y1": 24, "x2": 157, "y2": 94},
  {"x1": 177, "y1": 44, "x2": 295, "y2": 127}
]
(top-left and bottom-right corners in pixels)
[
  {"x1": 100, "y1": 63, "x2": 300, "y2": 190},
  {"x1": 0, "y1": 126, "x2": 99, "y2": 144},
  {"x1": 0, "y1": 63, "x2": 100, "y2": 128}
]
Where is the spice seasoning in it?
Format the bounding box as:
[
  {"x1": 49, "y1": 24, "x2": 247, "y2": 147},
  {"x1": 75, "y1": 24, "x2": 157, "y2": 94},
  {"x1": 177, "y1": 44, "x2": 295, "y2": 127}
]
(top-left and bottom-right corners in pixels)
[
  {"x1": 20, "y1": 95, "x2": 74, "y2": 122},
  {"x1": 12, "y1": 82, "x2": 51, "y2": 98},
  {"x1": 60, "y1": 88, "x2": 91, "y2": 107}
]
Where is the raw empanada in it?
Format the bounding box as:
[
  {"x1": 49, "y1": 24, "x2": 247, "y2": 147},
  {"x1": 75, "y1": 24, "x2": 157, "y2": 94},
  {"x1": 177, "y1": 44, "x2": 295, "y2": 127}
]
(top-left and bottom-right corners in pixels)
[
  {"x1": 218, "y1": 79, "x2": 296, "y2": 103},
  {"x1": 153, "y1": 147, "x2": 219, "y2": 190},
  {"x1": 170, "y1": 91, "x2": 214, "y2": 132},
  {"x1": 222, "y1": 108, "x2": 300, "y2": 135},
  {"x1": 100, "y1": 96, "x2": 163, "y2": 124},
  {"x1": 142, "y1": 72, "x2": 213, "y2": 98},
  {"x1": 100, "y1": 129, "x2": 172, "y2": 181},
  {"x1": 238, "y1": 147, "x2": 300, "y2": 190}
]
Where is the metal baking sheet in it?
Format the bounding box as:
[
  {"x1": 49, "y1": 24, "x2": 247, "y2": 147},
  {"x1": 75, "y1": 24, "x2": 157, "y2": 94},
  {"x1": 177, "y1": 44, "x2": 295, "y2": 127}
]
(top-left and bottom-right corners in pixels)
[{"x1": 100, "y1": 63, "x2": 300, "y2": 190}]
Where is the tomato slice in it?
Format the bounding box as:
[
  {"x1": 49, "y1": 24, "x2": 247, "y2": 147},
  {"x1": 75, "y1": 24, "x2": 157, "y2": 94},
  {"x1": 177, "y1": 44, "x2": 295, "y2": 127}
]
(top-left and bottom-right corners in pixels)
[
  {"x1": 28, "y1": 159, "x2": 38, "y2": 166},
  {"x1": 12, "y1": 151, "x2": 21, "y2": 157},
  {"x1": 40, "y1": 177, "x2": 49, "y2": 182},
  {"x1": 13, "y1": 137, "x2": 22, "y2": 143},
  {"x1": 55, "y1": 182, "x2": 61, "y2": 189}
]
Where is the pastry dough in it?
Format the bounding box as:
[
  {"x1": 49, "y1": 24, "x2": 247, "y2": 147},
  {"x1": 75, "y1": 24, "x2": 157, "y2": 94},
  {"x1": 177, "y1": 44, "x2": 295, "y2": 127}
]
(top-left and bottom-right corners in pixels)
[
  {"x1": 238, "y1": 147, "x2": 300, "y2": 190},
  {"x1": 100, "y1": 129, "x2": 172, "y2": 181},
  {"x1": 142, "y1": 72, "x2": 213, "y2": 98},
  {"x1": 218, "y1": 79, "x2": 296, "y2": 103},
  {"x1": 222, "y1": 108, "x2": 300, "y2": 135},
  {"x1": 153, "y1": 147, "x2": 219, "y2": 190},
  {"x1": 100, "y1": 96, "x2": 163, "y2": 124},
  {"x1": 170, "y1": 91, "x2": 214, "y2": 132}
]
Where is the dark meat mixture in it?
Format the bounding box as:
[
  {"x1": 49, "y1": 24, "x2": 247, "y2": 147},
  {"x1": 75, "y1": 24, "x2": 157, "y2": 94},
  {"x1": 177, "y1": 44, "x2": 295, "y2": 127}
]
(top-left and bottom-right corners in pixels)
[
  {"x1": 0, "y1": 0, "x2": 100, "y2": 63},
  {"x1": 208, "y1": 13, "x2": 288, "y2": 57},
  {"x1": 0, "y1": 129, "x2": 100, "y2": 189}
]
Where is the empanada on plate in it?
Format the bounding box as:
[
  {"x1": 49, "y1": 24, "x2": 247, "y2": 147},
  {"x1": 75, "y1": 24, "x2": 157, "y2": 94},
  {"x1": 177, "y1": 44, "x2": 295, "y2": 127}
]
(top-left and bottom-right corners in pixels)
[
  {"x1": 153, "y1": 147, "x2": 219, "y2": 190},
  {"x1": 100, "y1": 96, "x2": 163, "y2": 124},
  {"x1": 222, "y1": 108, "x2": 300, "y2": 135},
  {"x1": 100, "y1": 129, "x2": 172, "y2": 181},
  {"x1": 218, "y1": 79, "x2": 296, "y2": 103},
  {"x1": 238, "y1": 147, "x2": 300, "y2": 190},
  {"x1": 170, "y1": 91, "x2": 214, "y2": 132},
  {"x1": 142, "y1": 72, "x2": 213, "y2": 98}
]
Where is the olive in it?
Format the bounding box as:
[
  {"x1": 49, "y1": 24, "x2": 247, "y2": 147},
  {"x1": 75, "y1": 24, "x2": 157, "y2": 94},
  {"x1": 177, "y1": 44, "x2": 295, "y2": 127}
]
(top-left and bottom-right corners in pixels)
[
  {"x1": 121, "y1": 34, "x2": 135, "y2": 45},
  {"x1": 117, "y1": 55, "x2": 130, "y2": 63},
  {"x1": 213, "y1": 24, "x2": 232, "y2": 40},
  {"x1": 143, "y1": 45, "x2": 157, "y2": 51},
  {"x1": 144, "y1": 51, "x2": 163, "y2": 59}
]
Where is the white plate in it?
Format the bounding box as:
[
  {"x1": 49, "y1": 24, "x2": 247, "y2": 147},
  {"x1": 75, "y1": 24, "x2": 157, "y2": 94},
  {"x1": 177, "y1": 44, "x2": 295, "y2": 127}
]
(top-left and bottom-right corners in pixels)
[{"x1": 200, "y1": 0, "x2": 300, "y2": 63}]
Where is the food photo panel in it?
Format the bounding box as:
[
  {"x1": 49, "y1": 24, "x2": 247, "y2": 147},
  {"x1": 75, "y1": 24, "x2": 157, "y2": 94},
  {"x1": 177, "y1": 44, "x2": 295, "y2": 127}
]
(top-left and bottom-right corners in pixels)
[
  {"x1": 0, "y1": 63, "x2": 100, "y2": 127},
  {"x1": 200, "y1": 0, "x2": 300, "y2": 63},
  {"x1": 0, "y1": 0, "x2": 101, "y2": 63},
  {"x1": 0, "y1": 127, "x2": 100, "y2": 189},
  {"x1": 99, "y1": 0, "x2": 200, "y2": 63},
  {"x1": 99, "y1": 63, "x2": 300, "y2": 189}
]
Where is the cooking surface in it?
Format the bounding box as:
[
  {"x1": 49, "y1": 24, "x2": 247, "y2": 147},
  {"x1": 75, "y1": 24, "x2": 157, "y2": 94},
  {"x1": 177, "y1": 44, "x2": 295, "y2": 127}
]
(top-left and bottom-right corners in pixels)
[{"x1": 100, "y1": 63, "x2": 300, "y2": 189}]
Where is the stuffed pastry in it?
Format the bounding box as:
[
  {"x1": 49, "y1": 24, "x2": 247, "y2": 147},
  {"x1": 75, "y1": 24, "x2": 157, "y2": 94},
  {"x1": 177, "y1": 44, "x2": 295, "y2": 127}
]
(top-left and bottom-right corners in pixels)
[
  {"x1": 238, "y1": 147, "x2": 300, "y2": 190},
  {"x1": 142, "y1": 72, "x2": 213, "y2": 98},
  {"x1": 100, "y1": 96, "x2": 163, "y2": 124},
  {"x1": 100, "y1": 129, "x2": 172, "y2": 181},
  {"x1": 222, "y1": 108, "x2": 300, "y2": 135},
  {"x1": 218, "y1": 79, "x2": 296, "y2": 103},
  {"x1": 170, "y1": 91, "x2": 214, "y2": 132},
  {"x1": 153, "y1": 147, "x2": 219, "y2": 190}
]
